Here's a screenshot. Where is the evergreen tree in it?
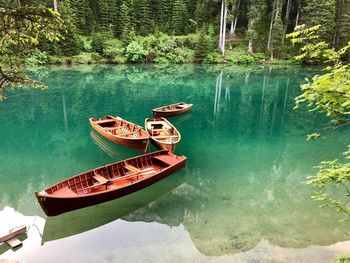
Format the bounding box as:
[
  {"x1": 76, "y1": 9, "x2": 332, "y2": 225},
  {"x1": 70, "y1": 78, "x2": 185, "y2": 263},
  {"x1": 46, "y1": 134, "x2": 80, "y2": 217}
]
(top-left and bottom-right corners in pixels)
[
  {"x1": 267, "y1": 0, "x2": 284, "y2": 59},
  {"x1": 57, "y1": 1, "x2": 83, "y2": 55},
  {"x1": 194, "y1": 28, "x2": 214, "y2": 62},
  {"x1": 336, "y1": 0, "x2": 350, "y2": 49},
  {"x1": 59, "y1": 25, "x2": 83, "y2": 56},
  {"x1": 195, "y1": 1, "x2": 208, "y2": 29},
  {"x1": 71, "y1": 0, "x2": 94, "y2": 35},
  {"x1": 118, "y1": 1, "x2": 135, "y2": 42},
  {"x1": 98, "y1": 0, "x2": 111, "y2": 31},
  {"x1": 246, "y1": 0, "x2": 264, "y2": 53},
  {"x1": 156, "y1": 0, "x2": 174, "y2": 32},
  {"x1": 171, "y1": 0, "x2": 188, "y2": 35},
  {"x1": 137, "y1": 0, "x2": 152, "y2": 35},
  {"x1": 88, "y1": 0, "x2": 99, "y2": 30},
  {"x1": 301, "y1": 0, "x2": 336, "y2": 43}
]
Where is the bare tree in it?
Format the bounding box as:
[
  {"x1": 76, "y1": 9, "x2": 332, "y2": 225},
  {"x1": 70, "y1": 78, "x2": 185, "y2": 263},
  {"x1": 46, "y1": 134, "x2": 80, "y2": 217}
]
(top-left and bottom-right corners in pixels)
[{"x1": 229, "y1": 0, "x2": 240, "y2": 37}]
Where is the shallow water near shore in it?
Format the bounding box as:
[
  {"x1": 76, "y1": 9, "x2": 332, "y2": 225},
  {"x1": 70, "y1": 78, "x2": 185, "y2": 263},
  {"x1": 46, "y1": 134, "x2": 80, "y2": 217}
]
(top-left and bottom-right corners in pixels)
[{"x1": 0, "y1": 65, "x2": 349, "y2": 262}]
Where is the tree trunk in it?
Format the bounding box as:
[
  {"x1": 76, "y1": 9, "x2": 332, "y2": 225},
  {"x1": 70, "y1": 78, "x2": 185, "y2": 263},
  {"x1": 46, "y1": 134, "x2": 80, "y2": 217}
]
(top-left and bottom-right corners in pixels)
[
  {"x1": 53, "y1": 0, "x2": 58, "y2": 11},
  {"x1": 247, "y1": 18, "x2": 254, "y2": 54},
  {"x1": 282, "y1": 0, "x2": 292, "y2": 44},
  {"x1": 267, "y1": 0, "x2": 276, "y2": 50},
  {"x1": 221, "y1": 6, "x2": 227, "y2": 55},
  {"x1": 295, "y1": 0, "x2": 300, "y2": 28},
  {"x1": 229, "y1": 0, "x2": 240, "y2": 37},
  {"x1": 293, "y1": 1, "x2": 301, "y2": 47},
  {"x1": 219, "y1": 0, "x2": 224, "y2": 49},
  {"x1": 229, "y1": 5, "x2": 235, "y2": 36}
]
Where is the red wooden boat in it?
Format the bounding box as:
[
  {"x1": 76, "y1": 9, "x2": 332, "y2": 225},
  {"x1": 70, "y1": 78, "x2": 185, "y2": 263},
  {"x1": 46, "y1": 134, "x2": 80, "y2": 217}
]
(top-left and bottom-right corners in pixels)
[
  {"x1": 145, "y1": 117, "x2": 181, "y2": 153},
  {"x1": 89, "y1": 115, "x2": 149, "y2": 152},
  {"x1": 152, "y1": 102, "x2": 193, "y2": 117},
  {"x1": 35, "y1": 150, "x2": 186, "y2": 216}
]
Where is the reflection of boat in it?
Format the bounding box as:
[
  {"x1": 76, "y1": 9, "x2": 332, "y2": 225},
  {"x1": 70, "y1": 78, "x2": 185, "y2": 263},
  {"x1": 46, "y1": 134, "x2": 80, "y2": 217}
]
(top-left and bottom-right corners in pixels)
[
  {"x1": 0, "y1": 207, "x2": 44, "y2": 255},
  {"x1": 0, "y1": 225, "x2": 27, "y2": 249},
  {"x1": 145, "y1": 117, "x2": 181, "y2": 152},
  {"x1": 42, "y1": 172, "x2": 185, "y2": 243},
  {"x1": 90, "y1": 130, "x2": 138, "y2": 160},
  {"x1": 35, "y1": 150, "x2": 187, "y2": 216},
  {"x1": 89, "y1": 115, "x2": 149, "y2": 152},
  {"x1": 152, "y1": 102, "x2": 193, "y2": 117},
  {"x1": 171, "y1": 113, "x2": 193, "y2": 126}
]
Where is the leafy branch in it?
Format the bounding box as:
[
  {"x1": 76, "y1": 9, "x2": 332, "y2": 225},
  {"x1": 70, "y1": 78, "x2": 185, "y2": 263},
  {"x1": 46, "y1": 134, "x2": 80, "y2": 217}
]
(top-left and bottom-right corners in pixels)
[
  {"x1": 0, "y1": 4, "x2": 64, "y2": 96},
  {"x1": 288, "y1": 25, "x2": 350, "y2": 220},
  {"x1": 306, "y1": 147, "x2": 350, "y2": 221}
]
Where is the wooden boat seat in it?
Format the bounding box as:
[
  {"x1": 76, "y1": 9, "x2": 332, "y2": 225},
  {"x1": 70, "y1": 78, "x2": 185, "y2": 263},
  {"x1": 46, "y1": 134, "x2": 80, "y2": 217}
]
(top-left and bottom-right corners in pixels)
[
  {"x1": 96, "y1": 119, "x2": 116, "y2": 124},
  {"x1": 93, "y1": 174, "x2": 110, "y2": 184},
  {"x1": 79, "y1": 175, "x2": 111, "y2": 194},
  {"x1": 152, "y1": 135, "x2": 178, "y2": 139},
  {"x1": 111, "y1": 168, "x2": 157, "y2": 183},
  {"x1": 153, "y1": 155, "x2": 175, "y2": 165},
  {"x1": 124, "y1": 164, "x2": 141, "y2": 173},
  {"x1": 151, "y1": 129, "x2": 167, "y2": 132},
  {"x1": 122, "y1": 130, "x2": 140, "y2": 136}
]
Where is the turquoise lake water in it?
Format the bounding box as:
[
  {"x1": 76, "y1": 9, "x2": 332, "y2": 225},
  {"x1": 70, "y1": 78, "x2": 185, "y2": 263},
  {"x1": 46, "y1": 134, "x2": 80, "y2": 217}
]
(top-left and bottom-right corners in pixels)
[{"x1": 0, "y1": 65, "x2": 349, "y2": 262}]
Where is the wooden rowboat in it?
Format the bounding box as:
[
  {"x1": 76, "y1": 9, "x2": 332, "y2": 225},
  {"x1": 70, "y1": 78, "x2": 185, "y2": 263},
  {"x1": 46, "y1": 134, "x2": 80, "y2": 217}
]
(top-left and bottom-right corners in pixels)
[
  {"x1": 152, "y1": 102, "x2": 193, "y2": 117},
  {"x1": 89, "y1": 115, "x2": 149, "y2": 152},
  {"x1": 35, "y1": 150, "x2": 186, "y2": 216},
  {"x1": 145, "y1": 117, "x2": 181, "y2": 153}
]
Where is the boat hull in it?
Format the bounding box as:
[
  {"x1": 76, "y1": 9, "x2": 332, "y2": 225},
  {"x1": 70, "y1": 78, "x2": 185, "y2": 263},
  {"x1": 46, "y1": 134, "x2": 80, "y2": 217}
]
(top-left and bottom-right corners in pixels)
[
  {"x1": 145, "y1": 117, "x2": 181, "y2": 153},
  {"x1": 150, "y1": 139, "x2": 178, "y2": 152},
  {"x1": 90, "y1": 119, "x2": 149, "y2": 152},
  {"x1": 35, "y1": 153, "x2": 186, "y2": 216},
  {"x1": 153, "y1": 104, "x2": 192, "y2": 117}
]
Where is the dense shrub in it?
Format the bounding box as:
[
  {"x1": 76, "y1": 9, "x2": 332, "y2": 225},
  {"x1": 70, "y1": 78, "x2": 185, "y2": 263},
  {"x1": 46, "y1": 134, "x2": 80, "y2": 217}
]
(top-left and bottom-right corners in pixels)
[
  {"x1": 26, "y1": 51, "x2": 48, "y2": 65},
  {"x1": 125, "y1": 41, "x2": 148, "y2": 62},
  {"x1": 91, "y1": 33, "x2": 109, "y2": 56}
]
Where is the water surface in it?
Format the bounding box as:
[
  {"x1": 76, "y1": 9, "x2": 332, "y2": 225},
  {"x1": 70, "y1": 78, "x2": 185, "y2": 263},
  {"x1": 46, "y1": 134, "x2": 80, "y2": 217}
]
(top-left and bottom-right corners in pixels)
[{"x1": 0, "y1": 65, "x2": 349, "y2": 262}]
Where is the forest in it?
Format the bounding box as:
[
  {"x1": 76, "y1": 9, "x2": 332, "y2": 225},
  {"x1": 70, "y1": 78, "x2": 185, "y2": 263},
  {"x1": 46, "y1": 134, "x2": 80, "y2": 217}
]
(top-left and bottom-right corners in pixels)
[{"x1": 1, "y1": 0, "x2": 350, "y2": 65}]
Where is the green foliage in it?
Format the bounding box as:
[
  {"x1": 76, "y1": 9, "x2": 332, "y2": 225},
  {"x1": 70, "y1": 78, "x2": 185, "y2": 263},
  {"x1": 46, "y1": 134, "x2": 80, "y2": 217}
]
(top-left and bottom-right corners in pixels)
[
  {"x1": 118, "y1": 2, "x2": 134, "y2": 41},
  {"x1": 0, "y1": 4, "x2": 64, "y2": 96},
  {"x1": 336, "y1": 255, "x2": 350, "y2": 263},
  {"x1": 306, "y1": 133, "x2": 321, "y2": 140},
  {"x1": 91, "y1": 33, "x2": 109, "y2": 56},
  {"x1": 103, "y1": 39, "x2": 124, "y2": 62},
  {"x1": 290, "y1": 25, "x2": 350, "y2": 220},
  {"x1": 295, "y1": 64, "x2": 350, "y2": 123},
  {"x1": 336, "y1": 0, "x2": 350, "y2": 49},
  {"x1": 194, "y1": 28, "x2": 214, "y2": 63},
  {"x1": 26, "y1": 51, "x2": 48, "y2": 65},
  {"x1": 302, "y1": 0, "x2": 336, "y2": 43},
  {"x1": 59, "y1": 26, "x2": 84, "y2": 56},
  {"x1": 171, "y1": 0, "x2": 189, "y2": 35},
  {"x1": 225, "y1": 48, "x2": 265, "y2": 64},
  {"x1": 137, "y1": 0, "x2": 152, "y2": 35},
  {"x1": 125, "y1": 41, "x2": 148, "y2": 62},
  {"x1": 306, "y1": 146, "x2": 350, "y2": 220},
  {"x1": 203, "y1": 52, "x2": 224, "y2": 64},
  {"x1": 71, "y1": 0, "x2": 94, "y2": 35},
  {"x1": 289, "y1": 25, "x2": 350, "y2": 123}
]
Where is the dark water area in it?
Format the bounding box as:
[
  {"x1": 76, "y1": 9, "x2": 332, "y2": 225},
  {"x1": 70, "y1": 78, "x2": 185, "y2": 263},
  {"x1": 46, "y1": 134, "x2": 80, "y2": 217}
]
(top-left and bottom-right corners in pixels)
[{"x1": 0, "y1": 65, "x2": 349, "y2": 262}]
